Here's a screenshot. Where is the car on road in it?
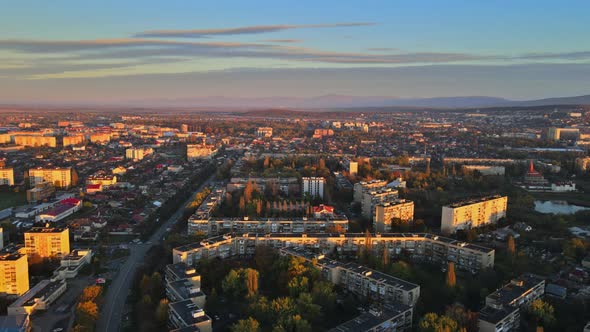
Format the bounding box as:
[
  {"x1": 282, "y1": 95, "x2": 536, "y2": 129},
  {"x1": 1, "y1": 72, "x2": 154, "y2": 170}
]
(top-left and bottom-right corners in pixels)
[{"x1": 52, "y1": 328, "x2": 64, "y2": 332}]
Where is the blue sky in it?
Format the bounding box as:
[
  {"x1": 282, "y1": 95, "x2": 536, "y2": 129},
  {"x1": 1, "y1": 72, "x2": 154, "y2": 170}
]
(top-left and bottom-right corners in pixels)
[{"x1": 1, "y1": 0, "x2": 590, "y2": 102}]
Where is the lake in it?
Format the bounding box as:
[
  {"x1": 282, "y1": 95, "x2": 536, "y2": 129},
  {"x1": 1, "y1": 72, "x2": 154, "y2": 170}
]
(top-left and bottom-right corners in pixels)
[{"x1": 534, "y1": 200, "x2": 590, "y2": 215}]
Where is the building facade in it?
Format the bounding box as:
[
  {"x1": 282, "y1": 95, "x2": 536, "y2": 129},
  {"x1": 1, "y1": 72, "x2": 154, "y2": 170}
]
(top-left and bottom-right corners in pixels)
[
  {"x1": 362, "y1": 188, "x2": 399, "y2": 219},
  {"x1": 0, "y1": 167, "x2": 14, "y2": 186},
  {"x1": 441, "y1": 196, "x2": 508, "y2": 234},
  {"x1": 478, "y1": 274, "x2": 545, "y2": 332},
  {"x1": 14, "y1": 135, "x2": 57, "y2": 148},
  {"x1": 0, "y1": 249, "x2": 29, "y2": 296},
  {"x1": 28, "y1": 168, "x2": 74, "y2": 188},
  {"x1": 374, "y1": 200, "x2": 414, "y2": 232},
  {"x1": 24, "y1": 227, "x2": 70, "y2": 260},
  {"x1": 173, "y1": 233, "x2": 495, "y2": 273},
  {"x1": 302, "y1": 177, "x2": 325, "y2": 199}
]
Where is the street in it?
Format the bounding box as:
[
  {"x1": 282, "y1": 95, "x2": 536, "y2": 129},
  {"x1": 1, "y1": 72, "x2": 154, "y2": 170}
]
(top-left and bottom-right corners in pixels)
[{"x1": 96, "y1": 173, "x2": 216, "y2": 332}]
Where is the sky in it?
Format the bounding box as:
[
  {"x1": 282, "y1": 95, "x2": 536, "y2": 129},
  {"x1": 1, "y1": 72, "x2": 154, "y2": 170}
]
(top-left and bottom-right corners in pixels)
[{"x1": 1, "y1": 0, "x2": 590, "y2": 103}]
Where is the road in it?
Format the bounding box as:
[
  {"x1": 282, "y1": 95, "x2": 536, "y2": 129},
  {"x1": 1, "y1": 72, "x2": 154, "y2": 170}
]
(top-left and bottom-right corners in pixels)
[{"x1": 96, "y1": 173, "x2": 216, "y2": 332}]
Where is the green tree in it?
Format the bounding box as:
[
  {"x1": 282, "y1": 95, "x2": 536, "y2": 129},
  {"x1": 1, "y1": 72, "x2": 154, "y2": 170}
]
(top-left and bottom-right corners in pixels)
[
  {"x1": 287, "y1": 276, "x2": 309, "y2": 298},
  {"x1": 273, "y1": 314, "x2": 312, "y2": 332},
  {"x1": 223, "y1": 269, "x2": 245, "y2": 298}
]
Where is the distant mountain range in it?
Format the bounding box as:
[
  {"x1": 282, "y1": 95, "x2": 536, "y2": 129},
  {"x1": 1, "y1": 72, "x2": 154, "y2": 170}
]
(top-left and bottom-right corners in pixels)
[
  {"x1": 123, "y1": 94, "x2": 590, "y2": 109},
  {"x1": 2, "y1": 94, "x2": 590, "y2": 110}
]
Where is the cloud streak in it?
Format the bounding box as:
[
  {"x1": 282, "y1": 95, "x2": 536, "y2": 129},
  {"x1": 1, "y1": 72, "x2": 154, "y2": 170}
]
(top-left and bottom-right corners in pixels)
[{"x1": 134, "y1": 22, "x2": 375, "y2": 38}]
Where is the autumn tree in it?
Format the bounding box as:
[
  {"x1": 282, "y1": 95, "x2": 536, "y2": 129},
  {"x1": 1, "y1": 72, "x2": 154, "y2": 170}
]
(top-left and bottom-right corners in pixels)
[
  {"x1": 418, "y1": 313, "x2": 459, "y2": 332},
  {"x1": 529, "y1": 299, "x2": 555, "y2": 327},
  {"x1": 507, "y1": 235, "x2": 516, "y2": 256},
  {"x1": 155, "y1": 299, "x2": 169, "y2": 325},
  {"x1": 239, "y1": 196, "x2": 246, "y2": 214},
  {"x1": 446, "y1": 262, "x2": 456, "y2": 288},
  {"x1": 382, "y1": 247, "x2": 390, "y2": 267},
  {"x1": 232, "y1": 317, "x2": 261, "y2": 332},
  {"x1": 247, "y1": 268, "x2": 259, "y2": 297},
  {"x1": 365, "y1": 229, "x2": 373, "y2": 251}
]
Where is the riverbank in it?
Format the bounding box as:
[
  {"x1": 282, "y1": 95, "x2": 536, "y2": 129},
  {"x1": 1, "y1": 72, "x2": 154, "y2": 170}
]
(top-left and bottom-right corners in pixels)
[{"x1": 531, "y1": 191, "x2": 590, "y2": 208}]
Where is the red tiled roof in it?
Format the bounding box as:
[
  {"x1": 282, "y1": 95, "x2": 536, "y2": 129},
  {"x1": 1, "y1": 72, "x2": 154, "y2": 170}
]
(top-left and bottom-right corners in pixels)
[{"x1": 313, "y1": 204, "x2": 334, "y2": 213}]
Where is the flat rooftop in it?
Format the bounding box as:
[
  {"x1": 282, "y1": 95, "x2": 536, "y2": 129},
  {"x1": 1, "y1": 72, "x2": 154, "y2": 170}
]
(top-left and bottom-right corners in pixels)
[
  {"x1": 487, "y1": 274, "x2": 545, "y2": 306},
  {"x1": 167, "y1": 262, "x2": 200, "y2": 281},
  {"x1": 9, "y1": 279, "x2": 65, "y2": 307},
  {"x1": 328, "y1": 303, "x2": 411, "y2": 332},
  {"x1": 445, "y1": 195, "x2": 506, "y2": 208},
  {"x1": 169, "y1": 299, "x2": 211, "y2": 326},
  {"x1": 174, "y1": 232, "x2": 494, "y2": 254},
  {"x1": 342, "y1": 262, "x2": 419, "y2": 291},
  {"x1": 26, "y1": 227, "x2": 68, "y2": 233},
  {"x1": 478, "y1": 305, "x2": 518, "y2": 324}
]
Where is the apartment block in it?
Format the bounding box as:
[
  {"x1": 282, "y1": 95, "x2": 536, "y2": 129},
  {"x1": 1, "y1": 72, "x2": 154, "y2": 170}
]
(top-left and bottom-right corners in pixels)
[
  {"x1": 89, "y1": 133, "x2": 111, "y2": 143},
  {"x1": 24, "y1": 227, "x2": 70, "y2": 260},
  {"x1": 328, "y1": 304, "x2": 413, "y2": 332},
  {"x1": 26, "y1": 182, "x2": 55, "y2": 203},
  {"x1": 173, "y1": 233, "x2": 494, "y2": 273},
  {"x1": 0, "y1": 167, "x2": 14, "y2": 186},
  {"x1": 191, "y1": 216, "x2": 349, "y2": 236},
  {"x1": 256, "y1": 127, "x2": 273, "y2": 137},
  {"x1": 165, "y1": 263, "x2": 206, "y2": 309},
  {"x1": 125, "y1": 147, "x2": 153, "y2": 160},
  {"x1": 28, "y1": 167, "x2": 74, "y2": 188},
  {"x1": 374, "y1": 200, "x2": 414, "y2": 232},
  {"x1": 354, "y1": 180, "x2": 388, "y2": 203},
  {"x1": 478, "y1": 274, "x2": 545, "y2": 332},
  {"x1": 62, "y1": 135, "x2": 85, "y2": 147},
  {"x1": 302, "y1": 177, "x2": 325, "y2": 199},
  {"x1": 168, "y1": 300, "x2": 212, "y2": 332},
  {"x1": 87, "y1": 173, "x2": 117, "y2": 187},
  {"x1": 362, "y1": 187, "x2": 399, "y2": 219},
  {"x1": 441, "y1": 196, "x2": 508, "y2": 234},
  {"x1": 547, "y1": 127, "x2": 580, "y2": 141},
  {"x1": 186, "y1": 144, "x2": 217, "y2": 161},
  {"x1": 0, "y1": 248, "x2": 29, "y2": 296},
  {"x1": 14, "y1": 135, "x2": 57, "y2": 148}
]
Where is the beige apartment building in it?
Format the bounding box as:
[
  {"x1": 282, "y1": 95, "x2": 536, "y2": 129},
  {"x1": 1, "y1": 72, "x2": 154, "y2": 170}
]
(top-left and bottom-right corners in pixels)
[
  {"x1": 26, "y1": 182, "x2": 55, "y2": 202},
  {"x1": 62, "y1": 135, "x2": 86, "y2": 147},
  {"x1": 28, "y1": 167, "x2": 74, "y2": 188},
  {"x1": 24, "y1": 227, "x2": 70, "y2": 260},
  {"x1": 373, "y1": 200, "x2": 414, "y2": 232},
  {"x1": 15, "y1": 135, "x2": 57, "y2": 148},
  {"x1": 0, "y1": 249, "x2": 29, "y2": 296},
  {"x1": 0, "y1": 167, "x2": 14, "y2": 186},
  {"x1": 441, "y1": 196, "x2": 508, "y2": 234},
  {"x1": 173, "y1": 232, "x2": 495, "y2": 272}
]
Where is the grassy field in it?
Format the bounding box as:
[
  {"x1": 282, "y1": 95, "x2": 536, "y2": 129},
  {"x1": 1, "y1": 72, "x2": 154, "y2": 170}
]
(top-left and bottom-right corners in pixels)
[{"x1": 0, "y1": 191, "x2": 27, "y2": 210}]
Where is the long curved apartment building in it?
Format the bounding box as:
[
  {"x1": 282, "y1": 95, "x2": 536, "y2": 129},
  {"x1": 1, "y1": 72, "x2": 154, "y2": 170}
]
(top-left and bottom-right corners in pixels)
[{"x1": 173, "y1": 232, "x2": 494, "y2": 272}]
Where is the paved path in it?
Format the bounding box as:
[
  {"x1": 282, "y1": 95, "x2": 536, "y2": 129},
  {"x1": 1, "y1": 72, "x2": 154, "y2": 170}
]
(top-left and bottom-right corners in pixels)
[{"x1": 96, "y1": 174, "x2": 216, "y2": 332}]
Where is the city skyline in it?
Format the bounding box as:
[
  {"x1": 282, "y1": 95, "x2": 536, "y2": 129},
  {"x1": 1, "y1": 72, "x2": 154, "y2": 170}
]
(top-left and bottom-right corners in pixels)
[{"x1": 2, "y1": 0, "x2": 590, "y2": 103}]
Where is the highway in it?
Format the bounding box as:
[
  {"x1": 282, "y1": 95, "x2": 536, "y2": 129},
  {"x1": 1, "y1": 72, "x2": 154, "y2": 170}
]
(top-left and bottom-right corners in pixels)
[{"x1": 96, "y1": 173, "x2": 216, "y2": 332}]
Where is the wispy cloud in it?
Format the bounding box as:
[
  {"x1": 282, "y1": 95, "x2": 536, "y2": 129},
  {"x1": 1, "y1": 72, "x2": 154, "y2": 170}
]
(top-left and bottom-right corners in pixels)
[
  {"x1": 367, "y1": 47, "x2": 398, "y2": 52},
  {"x1": 134, "y1": 22, "x2": 375, "y2": 38},
  {"x1": 2, "y1": 31, "x2": 590, "y2": 80},
  {"x1": 260, "y1": 39, "x2": 302, "y2": 43}
]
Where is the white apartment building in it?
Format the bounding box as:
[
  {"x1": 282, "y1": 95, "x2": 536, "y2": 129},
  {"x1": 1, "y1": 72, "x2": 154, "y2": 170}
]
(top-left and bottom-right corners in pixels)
[{"x1": 302, "y1": 177, "x2": 325, "y2": 199}]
